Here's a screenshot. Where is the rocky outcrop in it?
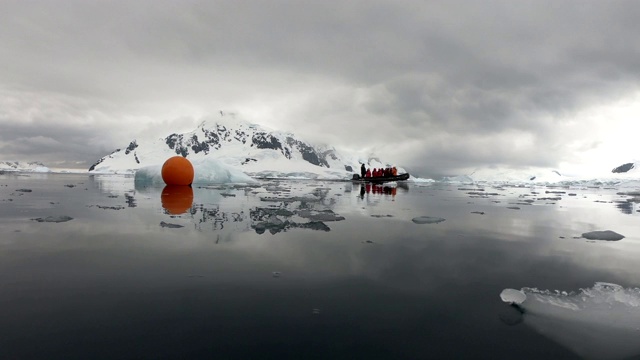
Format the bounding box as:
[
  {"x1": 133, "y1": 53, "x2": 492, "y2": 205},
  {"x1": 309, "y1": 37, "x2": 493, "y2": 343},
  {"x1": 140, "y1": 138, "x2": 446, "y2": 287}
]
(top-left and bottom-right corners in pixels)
[{"x1": 612, "y1": 163, "x2": 635, "y2": 173}]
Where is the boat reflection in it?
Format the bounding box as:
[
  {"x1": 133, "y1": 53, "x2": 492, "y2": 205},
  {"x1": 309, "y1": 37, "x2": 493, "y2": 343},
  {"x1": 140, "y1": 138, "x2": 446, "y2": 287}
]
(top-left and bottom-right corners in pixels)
[{"x1": 359, "y1": 183, "x2": 408, "y2": 199}]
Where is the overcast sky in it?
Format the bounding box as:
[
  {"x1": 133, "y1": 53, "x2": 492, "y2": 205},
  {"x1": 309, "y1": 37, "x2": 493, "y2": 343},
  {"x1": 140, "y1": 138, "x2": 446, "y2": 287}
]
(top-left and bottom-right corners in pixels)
[{"x1": 1, "y1": 0, "x2": 639, "y2": 177}]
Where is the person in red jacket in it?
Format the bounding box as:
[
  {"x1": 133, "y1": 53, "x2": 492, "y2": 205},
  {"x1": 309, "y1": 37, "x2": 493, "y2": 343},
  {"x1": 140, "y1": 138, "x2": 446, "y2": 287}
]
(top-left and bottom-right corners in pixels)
[{"x1": 365, "y1": 168, "x2": 371, "y2": 178}]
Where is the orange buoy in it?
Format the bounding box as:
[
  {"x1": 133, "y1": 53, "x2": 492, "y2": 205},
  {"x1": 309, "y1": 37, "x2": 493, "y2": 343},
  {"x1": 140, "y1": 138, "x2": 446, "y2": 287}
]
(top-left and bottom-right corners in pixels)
[
  {"x1": 161, "y1": 156, "x2": 194, "y2": 186},
  {"x1": 161, "y1": 185, "x2": 194, "y2": 214}
]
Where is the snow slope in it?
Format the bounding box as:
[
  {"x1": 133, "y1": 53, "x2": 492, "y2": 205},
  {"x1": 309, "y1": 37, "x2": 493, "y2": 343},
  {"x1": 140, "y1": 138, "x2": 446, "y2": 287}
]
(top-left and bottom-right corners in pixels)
[
  {"x1": 0, "y1": 161, "x2": 51, "y2": 173},
  {"x1": 438, "y1": 162, "x2": 640, "y2": 185}
]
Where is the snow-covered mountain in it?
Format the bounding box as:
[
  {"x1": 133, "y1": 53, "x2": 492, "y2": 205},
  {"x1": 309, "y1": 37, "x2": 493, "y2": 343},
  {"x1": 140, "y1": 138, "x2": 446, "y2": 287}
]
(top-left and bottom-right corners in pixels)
[
  {"x1": 0, "y1": 161, "x2": 51, "y2": 173},
  {"x1": 89, "y1": 114, "x2": 396, "y2": 179}
]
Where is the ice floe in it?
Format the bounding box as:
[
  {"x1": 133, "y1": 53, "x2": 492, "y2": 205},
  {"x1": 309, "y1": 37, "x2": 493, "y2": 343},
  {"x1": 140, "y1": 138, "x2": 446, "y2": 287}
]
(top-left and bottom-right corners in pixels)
[
  {"x1": 31, "y1": 215, "x2": 73, "y2": 223},
  {"x1": 581, "y1": 230, "x2": 625, "y2": 241},
  {"x1": 160, "y1": 221, "x2": 184, "y2": 228},
  {"x1": 411, "y1": 216, "x2": 446, "y2": 224}
]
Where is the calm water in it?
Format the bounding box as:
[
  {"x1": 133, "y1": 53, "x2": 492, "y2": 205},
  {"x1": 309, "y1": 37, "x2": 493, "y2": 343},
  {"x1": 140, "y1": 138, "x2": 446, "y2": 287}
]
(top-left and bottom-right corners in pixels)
[{"x1": 1, "y1": 173, "x2": 639, "y2": 359}]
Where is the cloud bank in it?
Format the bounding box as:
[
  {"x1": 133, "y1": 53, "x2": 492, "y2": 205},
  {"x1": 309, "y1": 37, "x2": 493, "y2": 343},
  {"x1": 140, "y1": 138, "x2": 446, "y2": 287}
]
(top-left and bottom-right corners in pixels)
[{"x1": 1, "y1": 0, "x2": 639, "y2": 175}]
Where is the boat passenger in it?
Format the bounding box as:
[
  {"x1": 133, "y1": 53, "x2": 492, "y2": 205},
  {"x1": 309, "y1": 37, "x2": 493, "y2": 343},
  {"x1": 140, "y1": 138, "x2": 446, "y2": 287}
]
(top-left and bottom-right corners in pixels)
[
  {"x1": 365, "y1": 168, "x2": 371, "y2": 178},
  {"x1": 361, "y1": 163, "x2": 366, "y2": 178},
  {"x1": 392, "y1": 167, "x2": 397, "y2": 176}
]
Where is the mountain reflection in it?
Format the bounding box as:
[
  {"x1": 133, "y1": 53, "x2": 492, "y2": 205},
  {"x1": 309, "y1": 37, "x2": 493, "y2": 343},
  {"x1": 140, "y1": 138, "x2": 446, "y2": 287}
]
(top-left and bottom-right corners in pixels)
[
  {"x1": 166, "y1": 181, "x2": 348, "y2": 234},
  {"x1": 93, "y1": 176, "x2": 413, "y2": 235}
]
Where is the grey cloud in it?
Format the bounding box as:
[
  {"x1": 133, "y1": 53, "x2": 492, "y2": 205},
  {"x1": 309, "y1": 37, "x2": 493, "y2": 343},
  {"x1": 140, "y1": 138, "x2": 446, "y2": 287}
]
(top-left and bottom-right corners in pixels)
[{"x1": 1, "y1": 1, "x2": 639, "y2": 175}]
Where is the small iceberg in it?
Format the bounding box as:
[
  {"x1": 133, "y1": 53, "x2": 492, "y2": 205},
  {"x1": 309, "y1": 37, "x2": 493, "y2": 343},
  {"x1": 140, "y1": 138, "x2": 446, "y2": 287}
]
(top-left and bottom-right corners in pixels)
[
  {"x1": 499, "y1": 289, "x2": 526, "y2": 305},
  {"x1": 32, "y1": 215, "x2": 73, "y2": 223},
  {"x1": 135, "y1": 158, "x2": 257, "y2": 185},
  {"x1": 411, "y1": 216, "x2": 446, "y2": 224},
  {"x1": 582, "y1": 230, "x2": 625, "y2": 241}
]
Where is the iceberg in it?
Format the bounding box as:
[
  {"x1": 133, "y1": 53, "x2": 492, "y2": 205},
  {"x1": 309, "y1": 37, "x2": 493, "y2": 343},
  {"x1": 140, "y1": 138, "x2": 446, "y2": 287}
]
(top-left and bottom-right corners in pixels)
[
  {"x1": 500, "y1": 282, "x2": 640, "y2": 360},
  {"x1": 135, "y1": 158, "x2": 257, "y2": 185},
  {"x1": 0, "y1": 161, "x2": 51, "y2": 173}
]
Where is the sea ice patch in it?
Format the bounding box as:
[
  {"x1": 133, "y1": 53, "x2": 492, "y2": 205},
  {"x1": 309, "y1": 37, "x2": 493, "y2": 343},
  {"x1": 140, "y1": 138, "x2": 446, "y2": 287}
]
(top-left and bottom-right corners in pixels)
[
  {"x1": 296, "y1": 209, "x2": 345, "y2": 222},
  {"x1": 411, "y1": 216, "x2": 446, "y2": 224},
  {"x1": 32, "y1": 215, "x2": 73, "y2": 223},
  {"x1": 160, "y1": 221, "x2": 184, "y2": 228},
  {"x1": 581, "y1": 230, "x2": 625, "y2": 241}
]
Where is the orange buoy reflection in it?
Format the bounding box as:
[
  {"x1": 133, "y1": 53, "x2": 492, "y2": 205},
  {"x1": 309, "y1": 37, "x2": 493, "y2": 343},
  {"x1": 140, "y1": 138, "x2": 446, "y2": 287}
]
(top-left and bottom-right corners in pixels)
[
  {"x1": 161, "y1": 156, "x2": 194, "y2": 186},
  {"x1": 161, "y1": 185, "x2": 194, "y2": 214}
]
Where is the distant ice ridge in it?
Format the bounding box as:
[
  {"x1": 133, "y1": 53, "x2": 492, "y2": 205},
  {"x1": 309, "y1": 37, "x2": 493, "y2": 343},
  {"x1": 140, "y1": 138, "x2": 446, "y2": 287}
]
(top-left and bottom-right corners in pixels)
[
  {"x1": 0, "y1": 161, "x2": 51, "y2": 173},
  {"x1": 436, "y1": 163, "x2": 640, "y2": 187},
  {"x1": 444, "y1": 167, "x2": 565, "y2": 184},
  {"x1": 500, "y1": 282, "x2": 640, "y2": 360},
  {"x1": 135, "y1": 158, "x2": 257, "y2": 185},
  {"x1": 408, "y1": 176, "x2": 436, "y2": 184}
]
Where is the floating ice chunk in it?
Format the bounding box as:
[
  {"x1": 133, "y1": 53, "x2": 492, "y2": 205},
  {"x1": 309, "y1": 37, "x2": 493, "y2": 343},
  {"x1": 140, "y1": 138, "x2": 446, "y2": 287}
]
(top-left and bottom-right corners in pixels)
[
  {"x1": 260, "y1": 195, "x2": 321, "y2": 202},
  {"x1": 617, "y1": 191, "x2": 640, "y2": 196},
  {"x1": 160, "y1": 221, "x2": 184, "y2": 228},
  {"x1": 582, "y1": 230, "x2": 625, "y2": 241},
  {"x1": 411, "y1": 216, "x2": 446, "y2": 224},
  {"x1": 500, "y1": 289, "x2": 527, "y2": 305},
  {"x1": 94, "y1": 205, "x2": 126, "y2": 210},
  {"x1": 296, "y1": 209, "x2": 345, "y2": 221},
  {"x1": 32, "y1": 215, "x2": 73, "y2": 223},
  {"x1": 297, "y1": 221, "x2": 330, "y2": 231},
  {"x1": 266, "y1": 214, "x2": 283, "y2": 226}
]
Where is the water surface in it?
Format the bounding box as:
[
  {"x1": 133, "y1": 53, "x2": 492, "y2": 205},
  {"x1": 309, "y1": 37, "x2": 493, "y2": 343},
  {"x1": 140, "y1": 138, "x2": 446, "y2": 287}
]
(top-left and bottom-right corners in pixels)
[{"x1": 1, "y1": 173, "x2": 639, "y2": 359}]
